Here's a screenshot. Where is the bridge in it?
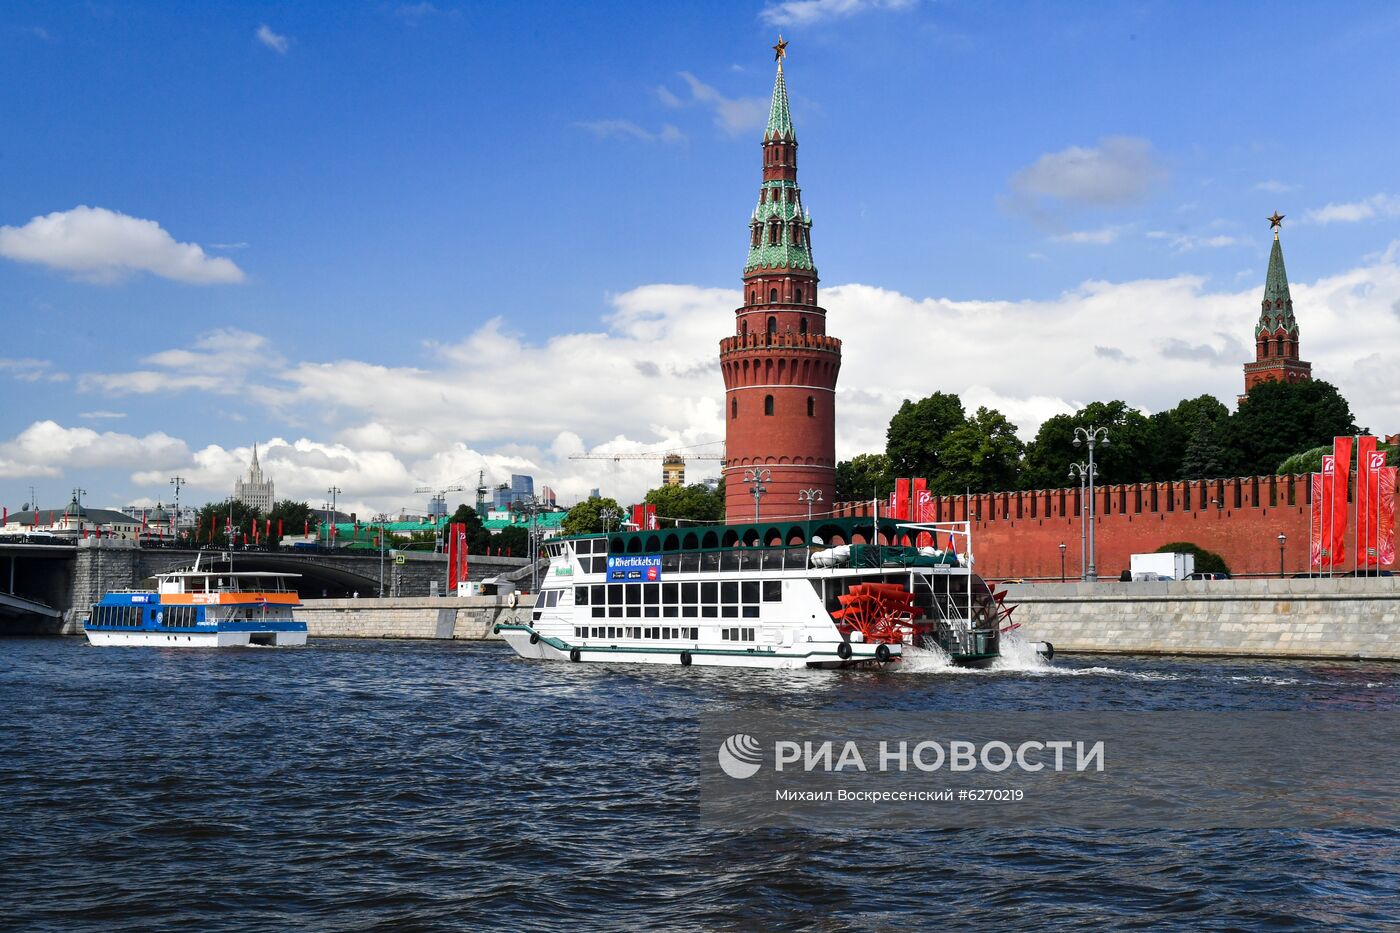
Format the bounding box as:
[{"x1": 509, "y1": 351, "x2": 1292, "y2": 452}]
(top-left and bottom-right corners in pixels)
[{"x1": 0, "y1": 537, "x2": 533, "y2": 635}]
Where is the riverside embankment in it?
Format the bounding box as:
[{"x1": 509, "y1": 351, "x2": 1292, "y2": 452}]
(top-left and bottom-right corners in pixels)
[
  {"x1": 292, "y1": 595, "x2": 534, "y2": 640},
  {"x1": 1004, "y1": 576, "x2": 1400, "y2": 661}
]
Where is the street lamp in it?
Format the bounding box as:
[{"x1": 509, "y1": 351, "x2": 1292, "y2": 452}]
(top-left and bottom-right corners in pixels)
[
  {"x1": 743, "y1": 468, "x2": 771, "y2": 523},
  {"x1": 1059, "y1": 542, "x2": 1067, "y2": 582},
  {"x1": 169, "y1": 476, "x2": 185, "y2": 543},
  {"x1": 798, "y1": 488, "x2": 822, "y2": 527},
  {"x1": 1278, "y1": 532, "x2": 1287, "y2": 579},
  {"x1": 512, "y1": 495, "x2": 545, "y2": 593},
  {"x1": 1072, "y1": 426, "x2": 1109, "y2": 582},
  {"x1": 599, "y1": 506, "x2": 620, "y2": 533},
  {"x1": 1068, "y1": 461, "x2": 1092, "y2": 582},
  {"x1": 326, "y1": 486, "x2": 341, "y2": 549}
]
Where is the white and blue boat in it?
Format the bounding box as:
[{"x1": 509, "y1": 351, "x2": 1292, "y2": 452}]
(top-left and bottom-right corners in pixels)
[{"x1": 85, "y1": 568, "x2": 307, "y2": 647}]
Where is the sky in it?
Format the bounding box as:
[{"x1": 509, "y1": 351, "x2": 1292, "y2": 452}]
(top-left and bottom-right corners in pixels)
[{"x1": 4, "y1": 0, "x2": 1400, "y2": 518}]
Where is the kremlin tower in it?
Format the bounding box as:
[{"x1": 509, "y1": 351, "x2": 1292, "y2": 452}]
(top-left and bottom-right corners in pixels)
[
  {"x1": 720, "y1": 39, "x2": 841, "y2": 522},
  {"x1": 1242, "y1": 212, "x2": 1312, "y2": 400}
]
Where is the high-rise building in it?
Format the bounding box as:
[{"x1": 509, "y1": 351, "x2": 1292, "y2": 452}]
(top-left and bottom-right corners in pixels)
[
  {"x1": 234, "y1": 444, "x2": 275, "y2": 512},
  {"x1": 661, "y1": 454, "x2": 686, "y2": 487},
  {"x1": 720, "y1": 40, "x2": 840, "y2": 522},
  {"x1": 492, "y1": 473, "x2": 536, "y2": 511},
  {"x1": 1242, "y1": 213, "x2": 1312, "y2": 400}
]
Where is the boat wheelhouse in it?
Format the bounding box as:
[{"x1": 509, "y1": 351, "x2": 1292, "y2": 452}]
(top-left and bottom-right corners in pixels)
[
  {"x1": 85, "y1": 570, "x2": 306, "y2": 648},
  {"x1": 497, "y1": 517, "x2": 1009, "y2": 670}
]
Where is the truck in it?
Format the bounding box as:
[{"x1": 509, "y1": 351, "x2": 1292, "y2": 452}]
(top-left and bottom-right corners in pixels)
[{"x1": 1130, "y1": 552, "x2": 1195, "y2": 581}]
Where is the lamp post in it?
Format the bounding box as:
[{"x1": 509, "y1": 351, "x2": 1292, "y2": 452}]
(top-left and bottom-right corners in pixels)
[
  {"x1": 743, "y1": 468, "x2": 771, "y2": 523},
  {"x1": 169, "y1": 476, "x2": 185, "y2": 543},
  {"x1": 1059, "y1": 542, "x2": 1067, "y2": 582},
  {"x1": 599, "y1": 506, "x2": 619, "y2": 533},
  {"x1": 326, "y1": 486, "x2": 341, "y2": 549},
  {"x1": 1278, "y1": 532, "x2": 1287, "y2": 579},
  {"x1": 1072, "y1": 426, "x2": 1109, "y2": 582},
  {"x1": 512, "y1": 495, "x2": 544, "y2": 593},
  {"x1": 1068, "y1": 462, "x2": 1091, "y2": 581},
  {"x1": 798, "y1": 488, "x2": 822, "y2": 542}
]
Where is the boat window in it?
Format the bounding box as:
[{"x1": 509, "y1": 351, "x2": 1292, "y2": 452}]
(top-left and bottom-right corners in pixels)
[
  {"x1": 702, "y1": 605, "x2": 718, "y2": 618},
  {"x1": 625, "y1": 584, "x2": 641, "y2": 605},
  {"x1": 721, "y1": 581, "x2": 739, "y2": 603},
  {"x1": 662, "y1": 582, "x2": 678, "y2": 603},
  {"x1": 644, "y1": 583, "x2": 659, "y2": 605},
  {"x1": 743, "y1": 606, "x2": 760, "y2": 618},
  {"x1": 701, "y1": 581, "x2": 717, "y2": 603},
  {"x1": 682, "y1": 606, "x2": 698, "y2": 618},
  {"x1": 681, "y1": 581, "x2": 698, "y2": 603},
  {"x1": 575, "y1": 587, "x2": 588, "y2": 605},
  {"x1": 608, "y1": 583, "x2": 623, "y2": 604},
  {"x1": 763, "y1": 580, "x2": 782, "y2": 602},
  {"x1": 663, "y1": 606, "x2": 678, "y2": 618},
  {"x1": 721, "y1": 606, "x2": 739, "y2": 618},
  {"x1": 592, "y1": 607, "x2": 605, "y2": 618},
  {"x1": 741, "y1": 581, "x2": 760, "y2": 603}
]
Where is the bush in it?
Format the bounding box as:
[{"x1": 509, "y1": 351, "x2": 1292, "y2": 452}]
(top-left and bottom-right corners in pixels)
[{"x1": 1155, "y1": 542, "x2": 1230, "y2": 576}]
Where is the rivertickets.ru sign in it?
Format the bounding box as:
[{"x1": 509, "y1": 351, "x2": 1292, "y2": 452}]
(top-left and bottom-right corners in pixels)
[{"x1": 607, "y1": 555, "x2": 662, "y2": 582}]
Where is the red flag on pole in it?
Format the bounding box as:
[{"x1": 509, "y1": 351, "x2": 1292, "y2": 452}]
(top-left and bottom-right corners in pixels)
[
  {"x1": 1379, "y1": 466, "x2": 1397, "y2": 568},
  {"x1": 895, "y1": 478, "x2": 911, "y2": 521},
  {"x1": 1331, "y1": 436, "x2": 1352, "y2": 568},
  {"x1": 278, "y1": 519, "x2": 284, "y2": 538},
  {"x1": 1358, "y1": 437, "x2": 1379, "y2": 567}
]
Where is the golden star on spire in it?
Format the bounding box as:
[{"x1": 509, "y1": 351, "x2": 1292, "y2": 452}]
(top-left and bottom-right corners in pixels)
[
  {"x1": 1268, "y1": 211, "x2": 1285, "y2": 231},
  {"x1": 773, "y1": 36, "x2": 788, "y2": 62}
]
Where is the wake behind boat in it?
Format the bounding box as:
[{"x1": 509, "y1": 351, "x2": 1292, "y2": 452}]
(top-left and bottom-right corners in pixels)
[
  {"x1": 498, "y1": 517, "x2": 1040, "y2": 670},
  {"x1": 86, "y1": 567, "x2": 306, "y2": 647}
]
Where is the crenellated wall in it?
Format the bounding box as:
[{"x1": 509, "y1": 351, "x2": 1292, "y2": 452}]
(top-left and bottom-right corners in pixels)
[{"x1": 835, "y1": 474, "x2": 1397, "y2": 579}]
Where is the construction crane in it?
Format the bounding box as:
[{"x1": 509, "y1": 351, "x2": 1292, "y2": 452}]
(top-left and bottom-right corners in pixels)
[
  {"x1": 569, "y1": 449, "x2": 725, "y2": 487},
  {"x1": 474, "y1": 469, "x2": 489, "y2": 516},
  {"x1": 414, "y1": 484, "x2": 466, "y2": 521}
]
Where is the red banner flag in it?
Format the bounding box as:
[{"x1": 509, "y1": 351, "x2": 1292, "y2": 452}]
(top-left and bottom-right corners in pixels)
[
  {"x1": 1357, "y1": 437, "x2": 1380, "y2": 567},
  {"x1": 630, "y1": 504, "x2": 645, "y2": 531},
  {"x1": 1310, "y1": 463, "x2": 1330, "y2": 569},
  {"x1": 914, "y1": 481, "x2": 932, "y2": 547},
  {"x1": 1380, "y1": 467, "x2": 1397, "y2": 568},
  {"x1": 278, "y1": 519, "x2": 283, "y2": 538},
  {"x1": 894, "y1": 478, "x2": 911, "y2": 521},
  {"x1": 448, "y1": 522, "x2": 467, "y2": 590},
  {"x1": 304, "y1": 519, "x2": 309, "y2": 537},
  {"x1": 1332, "y1": 436, "x2": 1352, "y2": 567}
]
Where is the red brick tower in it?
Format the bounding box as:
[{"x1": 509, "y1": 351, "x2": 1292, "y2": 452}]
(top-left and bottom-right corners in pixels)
[
  {"x1": 1242, "y1": 212, "x2": 1311, "y2": 400},
  {"x1": 720, "y1": 40, "x2": 841, "y2": 523}
]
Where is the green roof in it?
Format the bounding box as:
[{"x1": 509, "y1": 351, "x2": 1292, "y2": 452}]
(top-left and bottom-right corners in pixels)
[
  {"x1": 567, "y1": 516, "x2": 950, "y2": 553},
  {"x1": 1257, "y1": 233, "x2": 1298, "y2": 337}
]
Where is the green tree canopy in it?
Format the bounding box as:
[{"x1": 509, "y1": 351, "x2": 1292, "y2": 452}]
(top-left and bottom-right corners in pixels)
[
  {"x1": 930, "y1": 406, "x2": 1024, "y2": 496},
  {"x1": 885, "y1": 392, "x2": 966, "y2": 478},
  {"x1": 1277, "y1": 442, "x2": 1398, "y2": 475},
  {"x1": 561, "y1": 496, "x2": 624, "y2": 536},
  {"x1": 491, "y1": 525, "x2": 530, "y2": 557},
  {"x1": 266, "y1": 499, "x2": 316, "y2": 544},
  {"x1": 1020, "y1": 400, "x2": 1159, "y2": 490},
  {"x1": 1155, "y1": 541, "x2": 1230, "y2": 576},
  {"x1": 1227, "y1": 379, "x2": 1362, "y2": 476},
  {"x1": 194, "y1": 498, "x2": 265, "y2": 545},
  {"x1": 835, "y1": 453, "x2": 891, "y2": 502},
  {"x1": 1151, "y1": 394, "x2": 1231, "y2": 479},
  {"x1": 448, "y1": 502, "x2": 492, "y2": 552},
  {"x1": 1179, "y1": 411, "x2": 1228, "y2": 480},
  {"x1": 644, "y1": 483, "x2": 724, "y2": 527}
]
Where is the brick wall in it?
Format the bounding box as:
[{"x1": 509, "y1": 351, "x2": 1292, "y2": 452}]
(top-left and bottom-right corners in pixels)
[{"x1": 836, "y1": 474, "x2": 1397, "y2": 579}]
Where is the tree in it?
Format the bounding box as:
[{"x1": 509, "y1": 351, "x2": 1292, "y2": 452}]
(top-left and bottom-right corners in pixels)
[
  {"x1": 194, "y1": 498, "x2": 264, "y2": 546},
  {"x1": 1227, "y1": 379, "x2": 1361, "y2": 476},
  {"x1": 1156, "y1": 542, "x2": 1230, "y2": 576},
  {"x1": 449, "y1": 503, "x2": 492, "y2": 552},
  {"x1": 1277, "y1": 442, "x2": 1398, "y2": 475},
  {"x1": 1020, "y1": 401, "x2": 1160, "y2": 490},
  {"x1": 1179, "y1": 412, "x2": 1228, "y2": 480},
  {"x1": 930, "y1": 407, "x2": 1024, "y2": 495},
  {"x1": 491, "y1": 525, "x2": 530, "y2": 557},
  {"x1": 267, "y1": 499, "x2": 315, "y2": 545},
  {"x1": 561, "y1": 496, "x2": 624, "y2": 536},
  {"x1": 885, "y1": 392, "x2": 966, "y2": 478},
  {"x1": 1152, "y1": 394, "x2": 1231, "y2": 479},
  {"x1": 835, "y1": 453, "x2": 891, "y2": 502},
  {"x1": 644, "y1": 483, "x2": 724, "y2": 526}
]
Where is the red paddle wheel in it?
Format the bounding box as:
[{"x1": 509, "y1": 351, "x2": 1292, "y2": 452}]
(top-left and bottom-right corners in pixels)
[{"x1": 831, "y1": 583, "x2": 918, "y2": 645}]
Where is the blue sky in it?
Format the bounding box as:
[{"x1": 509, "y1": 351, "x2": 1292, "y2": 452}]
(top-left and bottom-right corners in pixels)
[{"x1": 5, "y1": 0, "x2": 1400, "y2": 516}]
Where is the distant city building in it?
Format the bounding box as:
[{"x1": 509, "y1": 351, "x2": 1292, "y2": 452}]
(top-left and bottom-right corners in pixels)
[
  {"x1": 491, "y1": 473, "x2": 535, "y2": 511},
  {"x1": 589, "y1": 487, "x2": 600, "y2": 500},
  {"x1": 234, "y1": 444, "x2": 275, "y2": 512},
  {"x1": 539, "y1": 485, "x2": 557, "y2": 507},
  {"x1": 120, "y1": 503, "x2": 176, "y2": 536},
  {"x1": 3, "y1": 495, "x2": 143, "y2": 538},
  {"x1": 662, "y1": 454, "x2": 686, "y2": 487},
  {"x1": 1242, "y1": 214, "x2": 1312, "y2": 401}
]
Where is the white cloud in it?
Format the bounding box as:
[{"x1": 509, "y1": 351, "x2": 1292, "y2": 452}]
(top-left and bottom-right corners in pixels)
[
  {"x1": 30, "y1": 247, "x2": 1400, "y2": 509},
  {"x1": 79, "y1": 410, "x2": 126, "y2": 420},
  {"x1": 0, "y1": 206, "x2": 245, "y2": 284},
  {"x1": 1051, "y1": 224, "x2": 1130, "y2": 245},
  {"x1": 0, "y1": 358, "x2": 67, "y2": 383},
  {"x1": 257, "y1": 24, "x2": 289, "y2": 54},
  {"x1": 1255, "y1": 179, "x2": 1297, "y2": 194},
  {"x1": 0, "y1": 421, "x2": 188, "y2": 479},
  {"x1": 761, "y1": 0, "x2": 916, "y2": 27},
  {"x1": 662, "y1": 72, "x2": 769, "y2": 135},
  {"x1": 1007, "y1": 137, "x2": 1166, "y2": 217},
  {"x1": 574, "y1": 120, "x2": 684, "y2": 144},
  {"x1": 1304, "y1": 194, "x2": 1400, "y2": 225},
  {"x1": 80, "y1": 329, "x2": 283, "y2": 398},
  {"x1": 1146, "y1": 230, "x2": 1240, "y2": 251}
]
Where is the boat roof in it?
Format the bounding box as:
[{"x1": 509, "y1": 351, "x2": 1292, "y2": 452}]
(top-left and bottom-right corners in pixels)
[
  {"x1": 561, "y1": 516, "x2": 959, "y2": 553},
  {"x1": 156, "y1": 570, "x2": 301, "y2": 579}
]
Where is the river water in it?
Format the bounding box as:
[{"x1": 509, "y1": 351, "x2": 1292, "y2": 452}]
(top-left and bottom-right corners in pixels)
[{"x1": 2, "y1": 637, "x2": 1397, "y2": 931}]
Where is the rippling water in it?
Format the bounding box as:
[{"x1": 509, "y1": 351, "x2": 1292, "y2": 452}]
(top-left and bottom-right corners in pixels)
[{"x1": 2, "y1": 636, "x2": 1397, "y2": 931}]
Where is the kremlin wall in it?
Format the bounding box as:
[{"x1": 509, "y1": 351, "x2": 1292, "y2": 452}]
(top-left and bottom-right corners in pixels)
[{"x1": 723, "y1": 49, "x2": 1394, "y2": 581}]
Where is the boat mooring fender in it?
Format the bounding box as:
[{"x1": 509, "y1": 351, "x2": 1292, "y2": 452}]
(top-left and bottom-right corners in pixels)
[
  {"x1": 836, "y1": 641, "x2": 853, "y2": 660},
  {"x1": 875, "y1": 644, "x2": 891, "y2": 663},
  {"x1": 680, "y1": 651, "x2": 693, "y2": 666},
  {"x1": 569, "y1": 647, "x2": 581, "y2": 662},
  {"x1": 529, "y1": 632, "x2": 540, "y2": 645}
]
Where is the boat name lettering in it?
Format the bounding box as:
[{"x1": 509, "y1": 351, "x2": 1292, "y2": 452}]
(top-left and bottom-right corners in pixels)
[{"x1": 606, "y1": 555, "x2": 662, "y2": 582}]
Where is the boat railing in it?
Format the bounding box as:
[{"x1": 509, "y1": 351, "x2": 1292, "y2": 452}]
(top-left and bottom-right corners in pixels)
[
  {"x1": 110, "y1": 588, "x2": 157, "y2": 594},
  {"x1": 657, "y1": 546, "x2": 811, "y2": 575}
]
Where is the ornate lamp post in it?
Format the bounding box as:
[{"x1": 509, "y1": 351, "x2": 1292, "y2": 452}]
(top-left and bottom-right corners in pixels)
[
  {"x1": 798, "y1": 488, "x2": 822, "y2": 531},
  {"x1": 1278, "y1": 532, "x2": 1287, "y2": 579},
  {"x1": 1072, "y1": 426, "x2": 1109, "y2": 582},
  {"x1": 326, "y1": 486, "x2": 341, "y2": 549},
  {"x1": 1068, "y1": 462, "x2": 1092, "y2": 581},
  {"x1": 743, "y1": 468, "x2": 771, "y2": 523},
  {"x1": 1059, "y1": 542, "x2": 1067, "y2": 582},
  {"x1": 169, "y1": 476, "x2": 185, "y2": 543},
  {"x1": 599, "y1": 507, "x2": 620, "y2": 533}
]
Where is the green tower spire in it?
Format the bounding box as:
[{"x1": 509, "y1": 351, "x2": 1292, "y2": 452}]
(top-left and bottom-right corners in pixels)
[
  {"x1": 765, "y1": 58, "x2": 793, "y2": 140},
  {"x1": 1257, "y1": 213, "x2": 1296, "y2": 337}
]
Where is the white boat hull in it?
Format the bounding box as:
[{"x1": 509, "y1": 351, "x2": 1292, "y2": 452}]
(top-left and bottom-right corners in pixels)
[
  {"x1": 85, "y1": 629, "x2": 307, "y2": 648},
  {"x1": 499, "y1": 625, "x2": 898, "y2": 670}
]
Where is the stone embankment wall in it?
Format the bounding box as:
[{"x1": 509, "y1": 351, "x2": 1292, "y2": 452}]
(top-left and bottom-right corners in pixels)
[
  {"x1": 1004, "y1": 577, "x2": 1400, "y2": 661},
  {"x1": 294, "y1": 595, "x2": 536, "y2": 640}
]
